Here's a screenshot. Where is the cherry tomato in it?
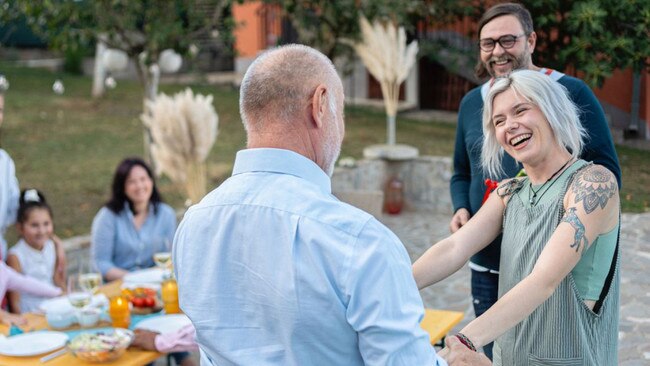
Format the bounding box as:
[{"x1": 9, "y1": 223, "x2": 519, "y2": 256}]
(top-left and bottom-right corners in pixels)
[
  {"x1": 132, "y1": 297, "x2": 144, "y2": 307},
  {"x1": 143, "y1": 297, "x2": 155, "y2": 307}
]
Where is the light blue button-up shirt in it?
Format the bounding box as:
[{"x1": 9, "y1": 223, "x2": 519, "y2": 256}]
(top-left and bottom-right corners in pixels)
[
  {"x1": 91, "y1": 202, "x2": 176, "y2": 276},
  {"x1": 0, "y1": 149, "x2": 19, "y2": 260},
  {"x1": 174, "y1": 148, "x2": 446, "y2": 366}
]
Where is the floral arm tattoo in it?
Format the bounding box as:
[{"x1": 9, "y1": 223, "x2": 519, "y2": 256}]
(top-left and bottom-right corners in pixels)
[
  {"x1": 572, "y1": 166, "x2": 616, "y2": 214},
  {"x1": 562, "y1": 166, "x2": 616, "y2": 253},
  {"x1": 561, "y1": 207, "x2": 589, "y2": 253}
]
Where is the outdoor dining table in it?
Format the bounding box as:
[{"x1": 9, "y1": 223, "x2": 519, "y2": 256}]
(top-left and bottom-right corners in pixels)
[{"x1": 0, "y1": 279, "x2": 162, "y2": 366}]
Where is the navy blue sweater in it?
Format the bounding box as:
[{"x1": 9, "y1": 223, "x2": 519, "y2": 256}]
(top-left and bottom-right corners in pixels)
[{"x1": 450, "y1": 74, "x2": 621, "y2": 271}]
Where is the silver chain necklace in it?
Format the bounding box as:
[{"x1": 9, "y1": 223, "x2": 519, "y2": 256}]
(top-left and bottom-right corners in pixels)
[{"x1": 528, "y1": 158, "x2": 574, "y2": 206}]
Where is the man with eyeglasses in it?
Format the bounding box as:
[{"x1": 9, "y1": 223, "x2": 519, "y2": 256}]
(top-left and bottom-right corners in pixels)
[{"x1": 447, "y1": 2, "x2": 621, "y2": 360}]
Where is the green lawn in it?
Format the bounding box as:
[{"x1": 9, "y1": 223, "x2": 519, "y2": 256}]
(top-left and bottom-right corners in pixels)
[{"x1": 1, "y1": 65, "x2": 648, "y2": 240}]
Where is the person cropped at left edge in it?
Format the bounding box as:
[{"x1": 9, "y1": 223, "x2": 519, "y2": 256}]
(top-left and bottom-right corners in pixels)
[
  {"x1": 0, "y1": 261, "x2": 61, "y2": 326},
  {"x1": 0, "y1": 75, "x2": 20, "y2": 261},
  {"x1": 91, "y1": 157, "x2": 176, "y2": 281}
]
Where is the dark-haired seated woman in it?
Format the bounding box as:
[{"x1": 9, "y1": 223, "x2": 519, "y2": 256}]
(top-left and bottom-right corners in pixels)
[
  {"x1": 91, "y1": 158, "x2": 194, "y2": 366},
  {"x1": 91, "y1": 157, "x2": 176, "y2": 281}
]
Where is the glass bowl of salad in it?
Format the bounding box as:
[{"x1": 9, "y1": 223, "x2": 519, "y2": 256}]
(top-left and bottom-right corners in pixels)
[{"x1": 69, "y1": 328, "x2": 134, "y2": 363}]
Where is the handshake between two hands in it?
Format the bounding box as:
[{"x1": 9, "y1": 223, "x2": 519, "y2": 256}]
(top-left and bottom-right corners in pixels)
[{"x1": 439, "y1": 336, "x2": 491, "y2": 366}]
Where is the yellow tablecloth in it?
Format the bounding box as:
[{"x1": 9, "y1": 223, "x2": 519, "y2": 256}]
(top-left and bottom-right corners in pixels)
[{"x1": 0, "y1": 280, "x2": 161, "y2": 366}]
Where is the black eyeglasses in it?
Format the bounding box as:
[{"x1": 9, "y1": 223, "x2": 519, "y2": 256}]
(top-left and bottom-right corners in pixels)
[{"x1": 478, "y1": 34, "x2": 526, "y2": 52}]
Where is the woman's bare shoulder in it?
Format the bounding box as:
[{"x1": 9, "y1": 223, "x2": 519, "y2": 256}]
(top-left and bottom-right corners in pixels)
[{"x1": 566, "y1": 164, "x2": 618, "y2": 214}]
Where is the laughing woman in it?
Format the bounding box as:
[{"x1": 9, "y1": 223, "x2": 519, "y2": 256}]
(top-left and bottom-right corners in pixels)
[{"x1": 413, "y1": 70, "x2": 620, "y2": 365}]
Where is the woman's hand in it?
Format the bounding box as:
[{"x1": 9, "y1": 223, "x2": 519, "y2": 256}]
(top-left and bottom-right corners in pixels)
[
  {"x1": 131, "y1": 329, "x2": 159, "y2": 351},
  {"x1": 0, "y1": 310, "x2": 27, "y2": 326},
  {"x1": 440, "y1": 336, "x2": 492, "y2": 365},
  {"x1": 104, "y1": 267, "x2": 129, "y2": 282}
]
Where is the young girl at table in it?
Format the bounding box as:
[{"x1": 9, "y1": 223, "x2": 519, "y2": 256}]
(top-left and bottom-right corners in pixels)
[{"x1": 6, "y1": 189, "x2": 66, "y2": 313}]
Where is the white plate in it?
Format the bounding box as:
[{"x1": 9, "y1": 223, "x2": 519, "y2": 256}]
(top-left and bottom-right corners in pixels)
[
  {"x1": 123, "y1": 268, "x2": 165, "y2": 284},
  {"x1": 0, "y1": 331, "x2": 68, "y2": 356},
  {"x1": 135, "y1": 314, "x2": 191, "y2": 334},
  {"x1": 121, "y1": 282, "x2": 161, "y2": 291},
  {"x1": 39, "y1": 294, "x2": 109, "y2": 313}
]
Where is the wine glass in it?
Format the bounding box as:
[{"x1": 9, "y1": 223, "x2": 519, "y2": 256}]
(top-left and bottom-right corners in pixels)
[
  {"x1": 78, "y1": 261, "x2": 103, "y2": 295},
  {"x1": 153, "y1": 239, "x2": 172, "y2": 277},
  {"x1": 68, "y1": 274, "x2": 92, "y2": 317}
]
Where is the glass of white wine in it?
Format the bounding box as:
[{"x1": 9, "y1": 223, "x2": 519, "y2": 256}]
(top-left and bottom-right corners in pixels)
[
  {"x1": 153, "y1": 252, "x2": 172, "y2": 269},
  {"x1": 153, "y1": 239, "x2": 173, "y2": 278},
  {"x1": 68, "y1": 274, "x2": 92, "y2": 311},
  {"x1": 77, "y1": 260, "x2": 103, "y2": 295},
  {"x1": 79, "y1": 272, "x2": 103, "y2": 295}
]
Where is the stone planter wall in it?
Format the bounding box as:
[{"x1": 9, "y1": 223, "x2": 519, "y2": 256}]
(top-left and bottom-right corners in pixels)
[
  {"x1": 62, "y1": 235, "x2": 92, "y2": 275},
  {"x1": 332, "y1": 155, "x2": 453, "y2": 214}
]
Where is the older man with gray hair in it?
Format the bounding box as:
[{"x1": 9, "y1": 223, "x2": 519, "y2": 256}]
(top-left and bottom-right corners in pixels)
[{"x1": 173, "y1": 44, "x2": 488, "y2": 366}]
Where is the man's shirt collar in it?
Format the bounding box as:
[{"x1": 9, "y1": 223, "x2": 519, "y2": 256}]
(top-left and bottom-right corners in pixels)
[{"x1": 233, "y1": 148, "x2": 332, "y2": 194}]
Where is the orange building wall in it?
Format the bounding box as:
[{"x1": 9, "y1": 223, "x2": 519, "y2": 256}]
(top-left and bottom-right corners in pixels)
[
  {"x1": 594, "y1": 69, "x2": 650, "y2": 127},
  {"x1": 233, "y1": 2, "x2": 264, "y2": 58},
  {"x1": 594, "y1": 69, "x2": 634, "y2": 113}
]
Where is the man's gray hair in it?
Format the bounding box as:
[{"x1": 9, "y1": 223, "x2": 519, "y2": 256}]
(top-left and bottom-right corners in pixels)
[
  {"x1": 481, "y1": 70, "x2": 587, "y2": 179},
  {"x1": 239, "y1": 44, "x2": 339, "y2": 131}
]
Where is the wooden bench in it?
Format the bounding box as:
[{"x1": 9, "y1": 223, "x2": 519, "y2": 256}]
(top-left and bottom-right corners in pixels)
[{"x1": 419, "y1": 308, "x2": 464, "y2": 346}]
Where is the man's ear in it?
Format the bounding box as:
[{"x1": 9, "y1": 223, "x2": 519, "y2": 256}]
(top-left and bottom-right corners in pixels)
[
  {"x1": 527, "y1": 31, "x2": 537, "y2": 54},
  {"x1": 310, "y1": 84, "x2": 328, "y2": 128}
]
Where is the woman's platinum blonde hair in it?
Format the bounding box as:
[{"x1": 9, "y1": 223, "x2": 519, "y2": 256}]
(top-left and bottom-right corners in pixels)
[{"x1": 481, "y1": 69, "x2": 587, "y2": 179}]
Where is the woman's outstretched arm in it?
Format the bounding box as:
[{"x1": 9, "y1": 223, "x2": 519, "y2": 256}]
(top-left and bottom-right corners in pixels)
[
  {"x1": 413, "y1": 183, "x2": 507, "y2": 289},
  {"x1": 457, "y1": 165, "x2": 619, "y2": 348}
]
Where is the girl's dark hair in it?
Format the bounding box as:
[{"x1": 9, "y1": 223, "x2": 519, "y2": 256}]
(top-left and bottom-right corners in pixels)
[
  {"x1": 105, "y1": 157, "x2": 163, "y2": 215},
  {"x1": 17, "y1": 189, "x2": 53, "y2": 224}
]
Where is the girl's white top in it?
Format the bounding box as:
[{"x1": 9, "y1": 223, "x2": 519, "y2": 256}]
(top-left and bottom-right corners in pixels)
[{"x1": 8, "y1": 238, "x2": 57, "y2": 312}]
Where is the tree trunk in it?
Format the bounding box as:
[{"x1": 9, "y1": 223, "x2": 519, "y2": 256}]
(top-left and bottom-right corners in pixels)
[
  {"x1": 91, "y1": 41, "x2": 107, "y2": 98},
  {"x1": 140, "y1": 63, "x2": 160, "y2": 167}
]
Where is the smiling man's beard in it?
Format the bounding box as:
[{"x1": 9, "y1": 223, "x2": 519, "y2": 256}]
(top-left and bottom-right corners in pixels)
[{"x1": 486, "y1": 47, "x2": 531, "y2": 78}]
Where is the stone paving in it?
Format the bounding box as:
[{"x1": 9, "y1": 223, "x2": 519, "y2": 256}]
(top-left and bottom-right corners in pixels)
[{"x1": 379, "y1": 209, "x2": 650, "y2": 365}]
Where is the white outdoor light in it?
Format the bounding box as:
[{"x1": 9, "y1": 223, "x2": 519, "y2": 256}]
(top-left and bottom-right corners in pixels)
[
  {"x1": 158, "y1": 49, "x2": 182, "y2": 74},
  {"x1": 105, "y1": 76, "x2": 117, "y2": 89},
  {"x1": 0, "y1": 75, "x2": 9, "y2": 92},
  {"x1": 102, "y1": 49, "x2": 129, "y2": 72},
  {"x1": 52, "y1": 80, "x2": 65, "y2": 95},
  {"x1": 189, "y1": 44, "x2": 199, "y2": 58}
]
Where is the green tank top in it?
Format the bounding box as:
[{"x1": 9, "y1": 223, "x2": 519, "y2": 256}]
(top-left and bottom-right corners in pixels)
[
  {"x1": 494, "y1": 159, "x2": 620, "y2": 365},
  {"x1": 515, "y1": 161, "x2": 619, "y2": 300}
]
